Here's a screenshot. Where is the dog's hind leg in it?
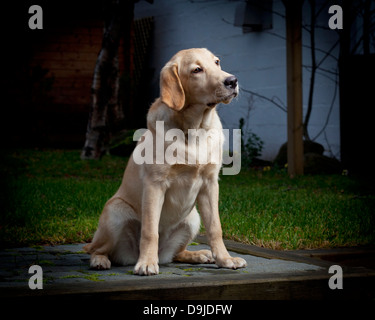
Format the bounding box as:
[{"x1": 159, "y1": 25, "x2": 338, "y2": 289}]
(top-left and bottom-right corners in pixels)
[
  {"x1": 158, "y1": 207, "x2": 214, "y2": 265},
  {"x1": 85, "y1": 197, "x2": 140, "y2": 269},
  {"x1": 174, "y1": 249, "x2": 214, "y2": 264}
]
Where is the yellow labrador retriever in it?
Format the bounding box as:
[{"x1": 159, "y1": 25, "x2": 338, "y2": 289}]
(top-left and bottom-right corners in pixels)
[{"x1": 84, "y1": 48, "x2": 247, "y2": 275}]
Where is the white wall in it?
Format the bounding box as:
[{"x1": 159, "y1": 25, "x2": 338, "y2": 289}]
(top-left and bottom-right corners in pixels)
[{"x1": 134, "y1": 0, "x2": 341, "y2": 161}]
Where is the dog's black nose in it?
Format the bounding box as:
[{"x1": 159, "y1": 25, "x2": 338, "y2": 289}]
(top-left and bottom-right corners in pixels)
[{"x1": 224, "y1": 76, "x2": 238, "y2": 89}]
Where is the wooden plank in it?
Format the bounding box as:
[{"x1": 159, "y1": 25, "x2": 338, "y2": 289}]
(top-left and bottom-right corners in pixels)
[
  {"x1": 4, "y1": 270, "x2": 375, "y2": 300},
  {"x1": 285, "y1": 0, "x2": 304, "y2": 177}
]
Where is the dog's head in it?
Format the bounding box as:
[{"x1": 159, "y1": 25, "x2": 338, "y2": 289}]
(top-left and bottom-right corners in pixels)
[{"x1": 160, "y1": 48, "x2": 239, "y2": 111}]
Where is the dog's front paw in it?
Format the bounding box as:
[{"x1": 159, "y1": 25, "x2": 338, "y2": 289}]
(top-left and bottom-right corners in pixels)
[
  {"x1": 216, "y1": 256, "x2": 247, "y2": 270},
  {"x1": 134, "y1": 259, "x2": 159, "y2": 276}
]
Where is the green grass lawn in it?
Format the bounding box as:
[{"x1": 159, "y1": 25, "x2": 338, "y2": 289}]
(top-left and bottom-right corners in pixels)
[
  {"x1": 1, "y1": 149, "x2": 374, "y2": 250},
  {"x1": 219, "y1": 171, "x2": 375, "y2": 249}
]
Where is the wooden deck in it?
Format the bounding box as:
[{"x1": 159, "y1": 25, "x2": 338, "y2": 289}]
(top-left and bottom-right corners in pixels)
[{"x1": 1, "y1": 237, "x2": 375, "y2": 300}]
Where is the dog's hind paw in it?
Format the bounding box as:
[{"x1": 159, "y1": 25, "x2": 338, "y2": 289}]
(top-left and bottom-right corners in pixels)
[
  {"x1": 174, "y1": 249, "x2": 215, "y2": 264},
  {"x1": 90, "y1": 254, "x2": 111, "y2": 270}
]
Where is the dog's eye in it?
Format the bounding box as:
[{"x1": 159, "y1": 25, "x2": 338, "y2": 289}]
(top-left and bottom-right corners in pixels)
[
  {"x1": 215, "y1": 59, "x2": 220, "y2": 66},
  {"x1": 193, "y1": 67, "x2": 203, "y2": 73}
]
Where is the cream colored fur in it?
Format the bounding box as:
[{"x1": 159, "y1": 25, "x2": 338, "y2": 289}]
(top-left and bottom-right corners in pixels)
[{"x1": 84, "y1": 48, "x2": 247, "y2": 275}]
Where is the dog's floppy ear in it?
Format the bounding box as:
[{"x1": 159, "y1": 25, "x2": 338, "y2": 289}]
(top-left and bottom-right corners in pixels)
[{"x1": 160, "y1": 63, "x2": 185, "y2": 111}]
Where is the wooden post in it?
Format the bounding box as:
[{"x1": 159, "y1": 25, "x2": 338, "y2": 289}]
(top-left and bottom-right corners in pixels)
[{"x1": 285, "y1": 0, "x2": 304, "y2": 177}]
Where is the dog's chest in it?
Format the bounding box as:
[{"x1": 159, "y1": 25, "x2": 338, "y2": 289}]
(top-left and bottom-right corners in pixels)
[{"x1": 159, "y1": 165, "x2": 208, "y2": 225}]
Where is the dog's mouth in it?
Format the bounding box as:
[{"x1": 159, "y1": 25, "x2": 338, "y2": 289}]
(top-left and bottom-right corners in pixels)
[{"x1": 207, "y1": 92, "x2": 238, "y2": 107}]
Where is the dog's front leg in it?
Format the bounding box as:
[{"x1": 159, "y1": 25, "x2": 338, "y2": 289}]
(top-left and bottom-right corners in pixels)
[
  {"x1": 134, "y1": 182, "x2": 165, "y2": 276},
  {"x1": 197, "y1": 179, "x2": 247, "y2": 269}
]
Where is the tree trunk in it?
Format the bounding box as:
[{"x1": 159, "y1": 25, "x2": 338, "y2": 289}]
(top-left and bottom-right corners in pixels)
[
  {"x1": 81, "y1": 0, "x2": 132, "y2": 160},
  {"x1": 303, "y1": 0, "x2": 316, "y2": 141}
]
